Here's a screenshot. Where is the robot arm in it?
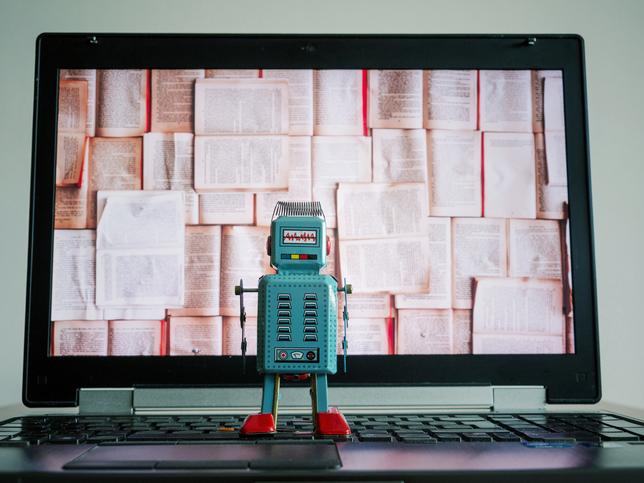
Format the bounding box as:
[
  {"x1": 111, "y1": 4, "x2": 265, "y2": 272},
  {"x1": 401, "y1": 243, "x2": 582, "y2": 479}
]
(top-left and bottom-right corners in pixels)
[
  {"x1": 235, "y1": 279, "x2": 258, "y2": 374},
  {"x1": 338, "y1": 279, "x2": 352, "y2": 373}
]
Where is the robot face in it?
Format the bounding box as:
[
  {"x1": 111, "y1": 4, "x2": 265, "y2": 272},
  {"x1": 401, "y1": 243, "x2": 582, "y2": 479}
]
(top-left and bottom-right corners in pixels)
[{"x1": 269, "y1": 202, "x2": 329, "y2": 272}]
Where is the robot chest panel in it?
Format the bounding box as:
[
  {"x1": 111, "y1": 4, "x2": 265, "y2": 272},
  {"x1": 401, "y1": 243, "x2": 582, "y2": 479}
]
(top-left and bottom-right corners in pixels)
[{"x1": 259, "y1": 277, "x2": 337, "y2": 373}]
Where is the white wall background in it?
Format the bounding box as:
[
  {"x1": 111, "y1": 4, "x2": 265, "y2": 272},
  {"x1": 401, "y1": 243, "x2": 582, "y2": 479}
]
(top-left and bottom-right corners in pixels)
[{"x1": 0, "y1": 0, "x2": 643, "y2": 410}]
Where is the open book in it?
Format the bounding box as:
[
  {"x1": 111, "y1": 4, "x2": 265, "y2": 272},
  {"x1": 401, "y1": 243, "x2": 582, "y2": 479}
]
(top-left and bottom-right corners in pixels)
[
  {"x1": 168, "y1": 225, "x2": 221, "y2": 317},
  {"x1": 52, "y1": 320, "x2": 166, "y2": 356},
  {"x1": 56, "y1": 80, "x2": 88, "y2": 187},
  {"x1": 150, "y1": 69, "x2": 204, "y2": 133},
  {"x1": 396, "y1": 309, "x2": 471, "y2": 354},
  {"x1": 368, "y1": 70, "x2": 423, "y2": 129},
  {"x1": 311, "y1": 136, "x2": 372, "y2": 228},
  {"x1": 337, "y1": 318, "x2": 394, "y2": 355},
  {"x1": 168, "y1": 316, "x2": 222, "y2": 355},
  {"x1": 472, "y1": 277, "x2": 565, "y2": 354},
  {"x1": 95, "y1": 191, "x2": 185, "y2": 308},
  {"x1": 96, "y1": 69, "x2": 148, "y2": 137}
]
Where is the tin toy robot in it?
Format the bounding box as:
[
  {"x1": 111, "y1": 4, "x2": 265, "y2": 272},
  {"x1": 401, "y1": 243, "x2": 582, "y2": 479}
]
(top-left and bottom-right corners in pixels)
[{"x1": 235, "y1": 201, "x2": 352, "y2": 436}]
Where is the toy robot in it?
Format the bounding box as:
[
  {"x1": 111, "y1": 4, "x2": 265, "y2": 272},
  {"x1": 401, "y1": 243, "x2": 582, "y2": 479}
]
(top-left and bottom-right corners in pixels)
[{"x1": 235, "y1": 201, "x2": 352, "y2": 436}]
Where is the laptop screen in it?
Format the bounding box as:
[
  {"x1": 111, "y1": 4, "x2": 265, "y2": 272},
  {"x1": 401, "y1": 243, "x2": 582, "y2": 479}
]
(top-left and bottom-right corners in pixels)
[
  {"x1": 49, "y1": 67, "x2": 573, "y2": 358},
  {"x1": 25, "y1": 35, "x2": 598, "y2": 405}
]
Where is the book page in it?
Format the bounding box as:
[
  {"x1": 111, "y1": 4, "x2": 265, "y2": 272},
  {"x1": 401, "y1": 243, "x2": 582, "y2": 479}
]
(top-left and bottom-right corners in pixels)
[
  {"x1": 60, "y1": 69, "x2": 97, "y2": 136},
  {"x1": 311, "y1": 136, "x2": 372, "y2": 228},
  {"x1": 50, "y1": 229, "x2": 166, "y2": 321},
  {"x1": 313, "y1": 70, "x2": 365, "y2": 135},
  {"x1": 205, "y1": 69, "x2": 260, "y2": 78},
  {"x1": 56, "y1": 80, "x2": 88, "y2": 186},
  {"x1": 535, "y1": 133, "x2": 567, "y2": 219},
  {"x1": 108, "y1": 320, "x2": 165, "y2": 356},
  {"x1": 394, "y1": 217, "x2": 451, "y2": 309},
  {"x1": 508, "y1": 219, "x2": 562, "y2": 279},
  {"x1": 222, "y1": 316, "x2": 257, "y2": 355},
  {"x1": 51, "y1": 321, "x2": 108, "y2": 356},
  {"x1": 56, "y1": 133, "x2": 87, "y2": 187},
  {"x1": 479, "y1": 70, "x2": 533, "y2": 132},
  {"x1": 168, "y1": 316, "x2": 222, "y2": 355},
  {"x1": 96, "y1": 191, "x2": 184, "y2": 307},
  {"x1": 150, "y1": 69, "x2": 204, "y2": 133},
  {"x1": 473, "y1": 334, "x2": 564, "y2": 354},
  {"x1": 143, "y1": 132, "x2": 198, "y2": 224},
  {"x1": 336, "y1": 183, "x2": 428, "y2": 240},
  {"x1": 368, "y1": 70, "x2": 423, "y2": 129},
  {"x1": 339, "y1": 236, "x2": 430, "y2": 294},
  {"x1": 51, "y1": 230, "x2": 103, "y2": 320},
  {"x1": 338, "y1": 318, "x2": 392, "y2": 355},
  {"x1": 264, "y1": 70, "x2": 314, "y2": 135},
  {"x1": 428, "y1": 129, "x2": 482, "y2": 217},
  {"x1": 483, "y1": 132, "x2": 536, "y2": 219},
  {"x1": 372, "y1": 129, "x2": 427, "y2": 183},
  {"x1": 87, "y1": 137, "x2": 142, "y2": 228},
  {"x1": 55, "y1": 141, "x2": 89, "y2": 229},
  {"x1": 543, "y1": 76, "x2": 568, "y2": 186},
  {"x1": 220, "y1": 226, "x2": 272, "y2": 317},
  {"x1": 256, "y1": 136, "x2": 312, "y2": 226},
  {"x1": 194, "y1": 79, "x2": 288, "y2": 135},
  {"x1": 396, "y1": 309, "x2": 452, "y2": 354},
  {"x1": 423, "y1": 70, "x2": 477, "y2": 130},
  {"x1": 472, "y1": 277, "x2": 565, "y2": 354},
  {"x1": 532, "y1": 70, "x2": 562, "y2": 133},
  {"x1": 168, "y1": 225, "x2": 221, "y2": 317},
  {"x1": 452, "y1": 309, "x2": 472, "y2": 354},
  {"x1": 96, "y1": 69, "x2": 147, "y2": 137},
  {"x1": 544, "y1": 130, "x2": 567, "y2": 188},
  {"x1": 339, "y1": 293, "x2": 392, "y2": 319},
  {"x1": 194, "y1": 135, "x2": 289, "y2": 191},
  {"x1": 452, "y1": 217, "x2": 507, "y2": 309},
  {"x1": 199, "y1": 192, "x2": 254, "y2": 225}
]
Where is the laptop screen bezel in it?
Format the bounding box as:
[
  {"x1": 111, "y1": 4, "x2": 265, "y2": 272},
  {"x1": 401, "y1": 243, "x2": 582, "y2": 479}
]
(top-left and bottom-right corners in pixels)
[{"x1": 23, "y1": 33, "x2": 600, "y2": 406}]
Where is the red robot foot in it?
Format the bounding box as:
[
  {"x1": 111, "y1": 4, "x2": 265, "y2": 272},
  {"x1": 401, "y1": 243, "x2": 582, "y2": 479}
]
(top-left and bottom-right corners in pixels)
[
  {"x1": 315, "y1": 407, "x2": 351, "y2": 436},
  {"x1": 240, "y1": 413, "x2": 276, "y2": 435}
]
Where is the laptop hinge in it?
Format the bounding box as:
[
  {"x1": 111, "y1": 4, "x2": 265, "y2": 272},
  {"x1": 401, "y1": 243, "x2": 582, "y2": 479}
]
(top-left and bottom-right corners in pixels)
[
  {"x1": 491, "y1": 386, "x2": 546, "y2": 412},
  {"x1": 77, "y1": 386, "x2": 546, "y2": 414},
  {"x1": 78, "y1": 388, "x2": 134, "y2": 415},
  {"x1": 131, "y1": 386, "x2": 495, "y2": 414}
]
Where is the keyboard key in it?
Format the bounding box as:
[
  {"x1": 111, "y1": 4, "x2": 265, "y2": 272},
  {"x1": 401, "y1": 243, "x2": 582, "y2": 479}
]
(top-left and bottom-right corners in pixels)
[
  {"x1": 359, "y1": 435, "x2": 393, "y2": 442},
  {"x1": 127, "y1": 431, "x2": 169, "y2": 440},
  {"x1": 48, "y1": 435, "x2": 86, "y2": 444},
  {"x1": 599, "y1": 432, "x2": 640, "y2": 442},
  {"x1": 461, "y1": 433, "x2": 492, "y2": 442},
  {"x1": 431, "y1": 433, "x2": 462, "y2": 442},
  {"x1": 491, "y1": 432, "x2": 521, "y2": 442},
  {"x1": 604, "y1": 420, "x2": 644, "y2": 429},
  {"x1": 400, "y1": 437, "x2": 437, "y2": 444}
]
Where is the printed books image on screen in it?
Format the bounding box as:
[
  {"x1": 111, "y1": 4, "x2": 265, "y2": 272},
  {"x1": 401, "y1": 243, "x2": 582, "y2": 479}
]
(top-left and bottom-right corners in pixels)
[{"x1": 50, "y1": 68, "x2": 573, "y2": 357}]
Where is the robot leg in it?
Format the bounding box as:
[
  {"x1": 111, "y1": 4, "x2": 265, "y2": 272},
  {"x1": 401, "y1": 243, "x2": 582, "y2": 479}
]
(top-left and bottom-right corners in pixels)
[
  {"x1": 312, "y1": 374, "x2": 351, "y2": 436},
  {"x1": 240, "y1": 374, "x2": 279, "y2": 435}
]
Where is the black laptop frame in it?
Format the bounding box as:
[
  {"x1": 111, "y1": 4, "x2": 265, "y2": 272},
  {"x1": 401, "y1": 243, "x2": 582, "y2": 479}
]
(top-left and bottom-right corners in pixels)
[{"x1": 24, "y1": 34, "x2": 599, "y2": 406}]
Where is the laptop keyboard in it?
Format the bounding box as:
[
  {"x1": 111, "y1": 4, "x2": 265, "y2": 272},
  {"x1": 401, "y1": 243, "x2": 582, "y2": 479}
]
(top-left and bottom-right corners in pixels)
[{"x1": 1, "y1": 413, "x2": 643, "y2": 446}]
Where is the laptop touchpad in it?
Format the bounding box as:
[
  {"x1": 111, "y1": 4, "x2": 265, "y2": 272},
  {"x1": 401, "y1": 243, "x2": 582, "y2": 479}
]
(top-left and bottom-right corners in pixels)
[{"x1": 64, "y1": 442, "x2": 342, "y2": 470}]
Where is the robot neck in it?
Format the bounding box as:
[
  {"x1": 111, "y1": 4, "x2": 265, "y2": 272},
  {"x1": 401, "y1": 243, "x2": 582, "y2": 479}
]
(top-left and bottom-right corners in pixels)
[{"x1": 276, "y1": 268, "x2": 321, "y2": 276}]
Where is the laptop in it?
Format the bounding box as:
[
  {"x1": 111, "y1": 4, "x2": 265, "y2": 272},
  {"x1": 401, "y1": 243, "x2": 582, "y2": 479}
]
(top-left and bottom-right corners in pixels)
[{"x1": 2, "y1": 33, "x2": 644, "y2": 481}]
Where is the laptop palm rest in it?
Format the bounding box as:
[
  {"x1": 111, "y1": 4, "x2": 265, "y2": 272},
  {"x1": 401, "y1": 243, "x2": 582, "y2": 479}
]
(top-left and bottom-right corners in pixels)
[{"x1": 63, "y1": 442, "x2": 342, "y2": 470}]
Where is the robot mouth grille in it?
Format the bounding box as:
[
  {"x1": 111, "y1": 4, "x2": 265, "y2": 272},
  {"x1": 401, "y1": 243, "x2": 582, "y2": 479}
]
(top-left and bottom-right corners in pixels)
[{"x1": 272, "y1": 201, "x2": 325, "y2": 220}]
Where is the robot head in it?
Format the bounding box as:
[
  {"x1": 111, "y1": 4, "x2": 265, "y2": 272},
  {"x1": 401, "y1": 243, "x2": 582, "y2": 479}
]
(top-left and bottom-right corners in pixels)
[{"x1": 268, "y1": 201, "x2": 330, "y2": 273}]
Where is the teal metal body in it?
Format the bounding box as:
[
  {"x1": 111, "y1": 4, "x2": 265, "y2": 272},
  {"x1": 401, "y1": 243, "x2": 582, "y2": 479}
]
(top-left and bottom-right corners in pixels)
[
  {"x1": 259, "y1": 208, "x2": 337, "y2": 375},
  {"x1": 236, "y1": 202, "x2": 350, "y2": 417}
]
